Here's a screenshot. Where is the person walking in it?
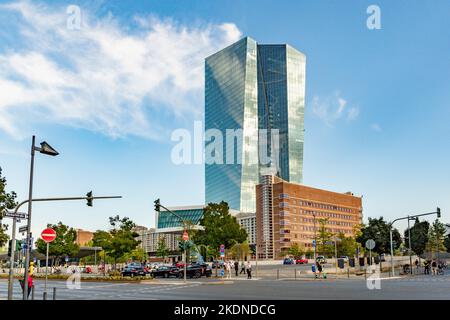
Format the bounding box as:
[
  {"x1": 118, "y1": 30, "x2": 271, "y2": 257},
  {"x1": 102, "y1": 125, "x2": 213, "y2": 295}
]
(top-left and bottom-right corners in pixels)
[
  {"x1": 234, "y1": 260, "x2": 239, "y2": 277},
  {"x1": 316, "y1": 261, "x2": 323, "y2": 279},
  {"x1": 246, "y1": 261, "x2": 252, "y2": 279},
  {"x1": 240, "y1": 261, "x2": 246, "y2": 275},
  {"x1": 225, "y1": 261, "x2": 232, "y2": 279},
  {"x1": 432, "y1": 260, "x2": 437, "y2": 275}
]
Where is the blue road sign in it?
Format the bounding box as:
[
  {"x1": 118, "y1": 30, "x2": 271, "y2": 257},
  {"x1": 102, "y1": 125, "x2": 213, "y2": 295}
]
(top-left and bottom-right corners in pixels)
[{"x1": 312, "y1": 240, "x2": 316, "y2": 247}]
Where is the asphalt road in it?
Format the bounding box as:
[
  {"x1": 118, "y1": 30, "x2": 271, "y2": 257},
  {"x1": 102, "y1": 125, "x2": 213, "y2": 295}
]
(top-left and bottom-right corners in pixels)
[{"x1": 1, "y1": 271, "x2": 449, "y2": 300}]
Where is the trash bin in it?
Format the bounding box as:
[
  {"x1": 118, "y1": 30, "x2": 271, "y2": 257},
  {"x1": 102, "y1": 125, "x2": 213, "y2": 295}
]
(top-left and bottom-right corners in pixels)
[
  {"x1": 367, "y1": 257, "x2": 372, "y2": 265},
  {"x1": 359, "y1": 257, "x2": 365, "y2": 266},
  {"x1": 349, "y1": 258, "x2": 355, "y2": 267},
  {"x1": 374, "y1": 256, "x2": 380, "y2": 264},
  {"x1": 337, "y1": 258, "x2": 345, "y2": 269}
]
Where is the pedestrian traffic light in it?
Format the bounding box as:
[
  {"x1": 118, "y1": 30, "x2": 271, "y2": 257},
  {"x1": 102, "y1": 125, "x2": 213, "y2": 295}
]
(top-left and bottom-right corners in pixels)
[
  {"x1": 7, "y1": 240, "x2": 12, "y2": 257},
  {"x1": 154, "y1": 198, "x2": 160, "y2": 212},
  {"x1": 437, "y1": 207, "x2": 441, "y2": 218},
  {"x1": 15, "y1": 240, "x2": 22, "y2": 251},
  {"x1": 86, "y1": 191, "x2": 93, "y2": 207}
]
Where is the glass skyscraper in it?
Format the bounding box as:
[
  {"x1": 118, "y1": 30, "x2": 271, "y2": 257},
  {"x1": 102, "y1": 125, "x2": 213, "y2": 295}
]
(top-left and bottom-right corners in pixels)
[{"x1": 205, "y1": 37, "x2": 306, "y2": 213}]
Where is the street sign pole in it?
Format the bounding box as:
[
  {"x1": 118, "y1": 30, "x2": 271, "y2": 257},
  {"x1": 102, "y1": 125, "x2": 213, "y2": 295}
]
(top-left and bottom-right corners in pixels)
[
  {"x1": 7, "y1": 217, "x2": 17, "y2": 300},
  {"x1": 44, "y1": 242, "x2": 49, "y2": 300}
]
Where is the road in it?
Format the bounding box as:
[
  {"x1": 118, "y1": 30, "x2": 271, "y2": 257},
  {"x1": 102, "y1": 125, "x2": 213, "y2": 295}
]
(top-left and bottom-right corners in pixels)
[{"x1": 1, "y1": 271, "x2": 449, "y2": 300}]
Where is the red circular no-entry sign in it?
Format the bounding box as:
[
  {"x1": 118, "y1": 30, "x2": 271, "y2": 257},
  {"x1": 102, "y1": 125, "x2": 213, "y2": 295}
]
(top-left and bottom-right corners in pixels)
[
  {"x1": 41, "y1": 228, "x2": 56, "y2": 243},
  {"x1": 183, "y1": 231, "x2": 189, "y2": 241}
]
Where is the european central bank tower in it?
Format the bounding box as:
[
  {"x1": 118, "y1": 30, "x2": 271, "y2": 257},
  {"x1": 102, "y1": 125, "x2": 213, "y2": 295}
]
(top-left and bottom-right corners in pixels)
[{"x1": 205, "y1": 37, "x2": 306, "y2": 213}]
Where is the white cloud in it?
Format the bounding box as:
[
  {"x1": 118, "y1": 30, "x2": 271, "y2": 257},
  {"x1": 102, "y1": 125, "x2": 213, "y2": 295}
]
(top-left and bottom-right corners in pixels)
[
  {"x1": 0, "y1": 1, "x2": 242, "y2": 140},
  {"x1": 371, "y1": 123, "x2": 382, "y2": 132},
  {"x1": 311, "y1": 91, "x2": 359, "y2": 126}
]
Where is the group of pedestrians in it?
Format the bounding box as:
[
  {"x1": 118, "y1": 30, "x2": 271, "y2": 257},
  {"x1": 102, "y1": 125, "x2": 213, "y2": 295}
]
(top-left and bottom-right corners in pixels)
[
  {"x1": 419, "y1": 259, "x2": 446, "y2": 275},
  {"x1": 222, "y1": 260, "x2": 253, "y2": 279}
]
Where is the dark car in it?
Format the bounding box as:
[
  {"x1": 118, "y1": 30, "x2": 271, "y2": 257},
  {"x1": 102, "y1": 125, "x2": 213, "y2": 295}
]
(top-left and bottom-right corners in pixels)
[
  {"x1": 283, "y1": 258, "x2": 295, "y2": 265},
  {"x1": 176, "y1": 263, "x2": 212, "y2": 278},
  {"x1": 121, "y1": 265, "x2": 146, "y2": 277},
  {"x1": 151, "y1": 266, "x2": 179, "y2": 278}
]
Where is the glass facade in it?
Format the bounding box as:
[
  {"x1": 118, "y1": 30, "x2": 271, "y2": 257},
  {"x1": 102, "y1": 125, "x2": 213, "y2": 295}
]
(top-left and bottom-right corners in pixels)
[
  {"x1": 257, "y1": 44, "x2": 305, "y2": 184},
  {"x1": 205, "y1": 37, "x2": 259, "y2": 212},
  {"x1": 205, "y1": 37, "x2": 305, "y2": 213},
  {"x1": 157, "y1": 208, "x2": 204, "y2": 229}
]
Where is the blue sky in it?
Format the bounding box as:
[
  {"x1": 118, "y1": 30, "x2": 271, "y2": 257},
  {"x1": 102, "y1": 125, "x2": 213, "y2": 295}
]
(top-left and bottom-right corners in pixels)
[{"x1": 0, "y1": 0, "x2": 449, "y2": 238}]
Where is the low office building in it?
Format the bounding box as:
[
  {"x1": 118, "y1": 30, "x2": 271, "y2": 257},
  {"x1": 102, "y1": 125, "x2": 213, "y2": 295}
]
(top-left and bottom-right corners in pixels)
[{"x1": 256, "y1": 175, "x2": 363, "y2": 259}]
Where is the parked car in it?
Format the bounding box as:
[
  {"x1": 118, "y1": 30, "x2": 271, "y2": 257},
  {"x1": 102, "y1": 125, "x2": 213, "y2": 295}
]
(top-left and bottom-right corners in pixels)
[
  {"x1": 316, "y1": 256, "x2": 327, "y2": 264},
  {"x1": 151, "y1": 266, "x2": 179, "y2": 278},
  {"x1": 379, "y1": 254, "x2": 386, "y2": 262},
  {"x1": 283, "y1": 258, "x2": 295, "y2": 265},
  {"x1": 295, "y1": 258, "x2": 309, "y2": 264},
  {"x1": 176, "y1": 263, "x2": 212, "y2": 278},
  {"x1": 121, "y1": 265, "x2": 146, "y2": 277},
  {"x1": 339, "y1": 256, "x2": 349, "y2": 262}
]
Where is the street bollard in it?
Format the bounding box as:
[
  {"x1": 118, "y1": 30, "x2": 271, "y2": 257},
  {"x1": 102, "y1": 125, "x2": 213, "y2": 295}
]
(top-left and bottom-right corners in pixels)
[
  {"x1": 277, "y1": 269, "x2": 279, "y2": 280},
  {"x1": 53, "y1": 287, "x2": 56, "y2": 300},
  {"x1": 364, "y1": 268, "x2": 367, "y2": 279},
  {"x1": 31, "y1": 286, "x2": 35, "y2": 300},
  {"x1": 294, "y1": 269, "x2": 297, "y2": 280},
  {"x1": 347, "y1": 268, "x2": 350, "y2": 278},
  {"x1": 43, "y1": 291, "x2": 47, "y2": 300}
]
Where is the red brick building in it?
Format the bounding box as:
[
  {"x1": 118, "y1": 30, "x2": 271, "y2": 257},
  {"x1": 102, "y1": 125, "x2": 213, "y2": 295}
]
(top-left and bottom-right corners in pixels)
[{"x1": 256, "y1": 175, "x2": 363, "y2": 259}]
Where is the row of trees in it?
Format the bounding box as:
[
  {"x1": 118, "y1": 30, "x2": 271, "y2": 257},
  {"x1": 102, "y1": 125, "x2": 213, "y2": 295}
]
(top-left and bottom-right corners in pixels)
[
  {"x1": 290, "y1": 216, "x2": 450, "y2": 259},
  {"x1": 0, "y1": 167, "x2": 17, "y2": 248}
]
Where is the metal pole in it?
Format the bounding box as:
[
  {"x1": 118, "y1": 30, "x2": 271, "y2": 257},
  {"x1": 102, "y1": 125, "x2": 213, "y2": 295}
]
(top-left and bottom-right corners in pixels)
[
  {"x1": 390, "y1": 228, "x2": 394, "y2": 277},
  {"x1": 255, "y1": 243, "x2": 258, "y2": 278},
  {"x1": 313, "y1": 214, "x2": 317, "y2": 278},
  {"x1": 23, "y1": 135, "x2": 35, "y2": 300},
  {"x1": 7, "y1": 217, "x2": 17, "y2": 300},
  {"x1": 334, "y1": 236, "x2": 338, "y2": 275},
  {"x1": 408, "y1": 217, "x2": 412, "y2": 275},
  {"x1": 44, "y1": 242, "x2": 49, "y2": 299}
]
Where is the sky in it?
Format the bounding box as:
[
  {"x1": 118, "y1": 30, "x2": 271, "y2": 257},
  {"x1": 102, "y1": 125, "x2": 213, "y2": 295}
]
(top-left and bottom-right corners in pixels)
[{"x1": 0, "y1": 0, "x2": 449, "y2": 240}]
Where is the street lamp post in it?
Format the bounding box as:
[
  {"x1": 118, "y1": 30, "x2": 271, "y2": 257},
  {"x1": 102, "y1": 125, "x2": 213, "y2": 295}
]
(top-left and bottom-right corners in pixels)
[
  {"x1": 407, "y1": 216, "x2": 413, "y2": 274},
  {"x1": 23, "y1": 136, "x2": 59, "y2": 300},
  {"x1": 312, "y1": 213, "x2": 317, "y2": 278}
]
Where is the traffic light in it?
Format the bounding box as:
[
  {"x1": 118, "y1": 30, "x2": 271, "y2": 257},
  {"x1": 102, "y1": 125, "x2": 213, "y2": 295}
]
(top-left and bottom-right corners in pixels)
[
  {"x1": 437, "y1": 207, "x2": 441, "y2": 218},
  {"x1": 15, "y1": 240, "x2": 22, "y2": 251},
  {"x1": 7, "y1": 240, "x2": 12, "y2": 257},
  {"x1": 86, "y1": 191, "x2": 93, "y2": 207},
  {"x1": 154, "y1": 198, "x2": 160, "y2": 212}
]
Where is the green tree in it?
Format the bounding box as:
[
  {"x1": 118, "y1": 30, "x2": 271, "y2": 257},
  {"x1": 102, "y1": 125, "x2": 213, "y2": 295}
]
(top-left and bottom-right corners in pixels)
[
  {"x1": 36, "y1": 222, "x2": 80, "y2": 265},
  {"x1": 426, "y1": 219, "x2": 446, "y2": 256},
  {"x1": 357, "y1": 217, "x2": 402, "y2": 255},
  {"x1": 404, "y1": 219, "x2": 429, "y2": 257},
  {"x1": 444, "y1": 233, "x2": 450, "y2": 253},
  {"x1": 0, "y1": 167, "x2": 17, "y2": 247},
  {"x1": 93, "y1": 216, "x2": 140, "y2": 269},
  {"x1": 156, "y1": 235, "x2": 170, "y2": 260},
  {"x1": 193, "y1": 202, "x2": 247, "y2": 255},
  {"x1": 287, "y1": 243, "x2": 305, "y2": 258},
  {"x1": 230, "y1": 241, "x2": 250, "y2": 260},
  {"x1": 317, "y1": 219, "x2": 333, "y2": 257},
  {"x1": 336, "y1": 232, "x2": 357, "y2": 257}
]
